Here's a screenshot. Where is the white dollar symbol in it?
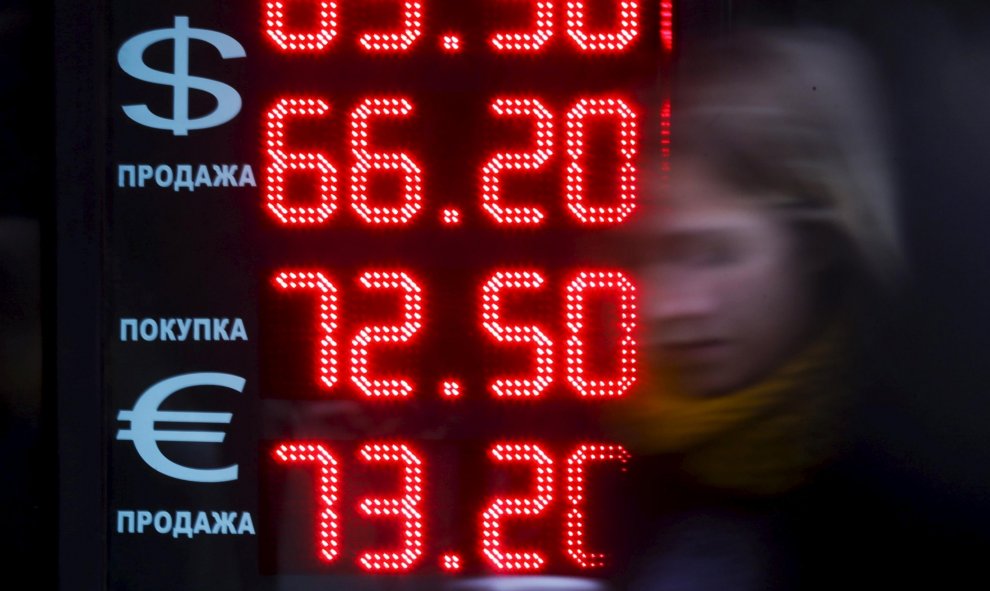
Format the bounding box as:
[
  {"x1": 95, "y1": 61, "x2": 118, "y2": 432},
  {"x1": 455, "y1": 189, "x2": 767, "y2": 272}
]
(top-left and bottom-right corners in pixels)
[{"x1": 117, "y1": 16, "x2": 246, "y2": 135}]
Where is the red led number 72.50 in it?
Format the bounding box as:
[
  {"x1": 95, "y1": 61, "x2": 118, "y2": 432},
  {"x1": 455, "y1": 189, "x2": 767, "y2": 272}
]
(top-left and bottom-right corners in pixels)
[{"x1": 272, "y1": 268, "x2": 637, "y2": 399}]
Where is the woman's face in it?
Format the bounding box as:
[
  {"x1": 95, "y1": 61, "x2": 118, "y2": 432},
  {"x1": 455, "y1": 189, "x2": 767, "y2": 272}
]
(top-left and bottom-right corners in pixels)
[{"x1": 638, "y1": 159, "x2": 819, "y2": 397}]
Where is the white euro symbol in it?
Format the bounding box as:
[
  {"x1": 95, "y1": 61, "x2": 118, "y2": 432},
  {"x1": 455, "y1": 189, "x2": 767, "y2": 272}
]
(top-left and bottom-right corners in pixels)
[{"x1": 116, "y1": 372, "x2": 245, "y2": 483}]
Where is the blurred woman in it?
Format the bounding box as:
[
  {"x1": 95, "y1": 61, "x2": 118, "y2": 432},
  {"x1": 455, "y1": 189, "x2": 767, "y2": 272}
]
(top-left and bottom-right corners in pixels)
[{"x1": 609, "y1": 26, "x2": 905, "y2": 591}]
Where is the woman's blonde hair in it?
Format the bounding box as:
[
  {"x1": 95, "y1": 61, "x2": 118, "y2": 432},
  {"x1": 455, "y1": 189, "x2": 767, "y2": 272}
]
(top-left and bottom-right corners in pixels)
[{"x1": 670, "y1": 26, "x2": 905, "y2": 289}]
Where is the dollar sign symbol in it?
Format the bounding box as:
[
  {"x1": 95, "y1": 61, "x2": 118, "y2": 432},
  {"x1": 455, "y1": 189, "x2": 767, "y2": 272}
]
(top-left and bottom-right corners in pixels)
[{"x1": 118, "y1": 16, "x2": 246, "y2": 136}]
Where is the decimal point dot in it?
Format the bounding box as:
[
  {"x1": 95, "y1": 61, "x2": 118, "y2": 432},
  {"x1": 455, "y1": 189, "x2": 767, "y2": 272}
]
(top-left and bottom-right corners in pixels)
[
  {"x1": 440, "y1": 552, "x2": 462, "y2": 572},
  {"x1": 440, "y1": 34, "x2": 462, "y2": 53},
  {"x1": 440, "y1": 380, "x2": 462, "y2": 398},
  {"x1": 441, "y1": 208, "x2": 461, "y2": 226}
]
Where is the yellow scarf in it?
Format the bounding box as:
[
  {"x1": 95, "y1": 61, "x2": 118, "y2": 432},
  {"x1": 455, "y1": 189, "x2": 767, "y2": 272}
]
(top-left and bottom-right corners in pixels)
[{"x1": 609, "y1": 321, "x2": 852, "y2": 497}]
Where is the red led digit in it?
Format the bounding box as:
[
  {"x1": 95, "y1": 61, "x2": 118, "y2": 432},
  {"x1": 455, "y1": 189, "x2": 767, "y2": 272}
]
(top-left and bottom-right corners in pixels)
[
  {"x1": 350, "y1": 97, "x2": 424, "y2": 226},
  {"x1": 564, "y1": 270, "x2": 638, "y2": 397},
  {"x1": 565, "y1": 0, "x2": 640, "y2": 52},
  {"x1": 273, "y1": 271, "x2": 340, "y2": 389},
  {"x1": 265, "y1": 98, "x2": 339, "y2": 225},
  {"x1": 661, "y1": 0, "x2": 674, "y2": 53},
  {"x1": 356, "y1": 442, "x2": 426, "y2": 572},
  {"x1": 481, "y1": 443, "x2": 554, "y2": 572},
  {"x1": 272, "y1": 442, "x2": 341, "y2": 563},
  {"x1": 489, "y1": 0, "x2": 554, "y2": 53},
  {"x1": 564, "y1": 97, "x2": 639, "y2": 225},
  {"x1": 481, "y1": 98, "x2": 554, "y2": 226},
  {"x1": 350, "y1": 271, "x2": 424, "y2": 398},
  {"x1": 564, "y1": 443, "x2": 630, "y2": 568},
  {"x1": 357, "y1": 1, "x2": 423, "y2": 52},
  {"x1": 264, "y1": 1, "x2": 338, "y2": 52},
  {"x1": 481, "y1": 270, "x2": 554, "y2": 398},
  {"x1": 660, "y1": 98, "x2": 671, "y2": 179}
]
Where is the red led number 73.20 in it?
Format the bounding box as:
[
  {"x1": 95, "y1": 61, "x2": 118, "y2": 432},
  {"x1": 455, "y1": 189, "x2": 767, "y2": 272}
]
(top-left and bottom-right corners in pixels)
[{"x1": 272, "y1": 441, "x2": 630, "y2": 572}]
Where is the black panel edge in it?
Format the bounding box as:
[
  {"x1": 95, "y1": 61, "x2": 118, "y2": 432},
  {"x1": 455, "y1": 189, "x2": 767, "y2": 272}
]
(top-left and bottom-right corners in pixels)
[{"x1": 55, "y1": 0, "x2": 108, "y2": 589}]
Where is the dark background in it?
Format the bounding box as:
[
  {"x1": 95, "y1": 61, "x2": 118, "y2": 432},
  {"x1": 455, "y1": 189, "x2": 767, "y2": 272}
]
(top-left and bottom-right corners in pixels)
[
  {"x1": 1, "y1": 0, "x2": 53, "y2": 581},
  {"x1": 3, "y1": 0, "x2": 990, "y2": 587}
]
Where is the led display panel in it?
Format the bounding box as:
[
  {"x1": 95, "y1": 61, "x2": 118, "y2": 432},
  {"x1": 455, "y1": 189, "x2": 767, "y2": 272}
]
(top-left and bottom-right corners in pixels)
[{"x1": 59, "y1": 1, "x2": 675, "y2": 589}]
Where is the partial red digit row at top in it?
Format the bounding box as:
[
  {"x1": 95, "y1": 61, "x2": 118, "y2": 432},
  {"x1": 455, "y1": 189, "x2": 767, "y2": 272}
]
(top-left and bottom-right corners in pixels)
[{"x1": 264, "y1": 1, "x2": 674, "y2": 54}]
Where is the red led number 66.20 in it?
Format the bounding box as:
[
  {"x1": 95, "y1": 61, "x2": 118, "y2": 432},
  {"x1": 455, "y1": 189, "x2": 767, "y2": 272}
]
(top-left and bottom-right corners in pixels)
[
  {"x1": 264, "y1": 95, "x2": 639, "y2": 227},
  {"x1": 273, "y1": 268, "x2": 638, "y2": 399},
  {"x1": 272, "y1": 441, "x2": 630, "y2": 572}
]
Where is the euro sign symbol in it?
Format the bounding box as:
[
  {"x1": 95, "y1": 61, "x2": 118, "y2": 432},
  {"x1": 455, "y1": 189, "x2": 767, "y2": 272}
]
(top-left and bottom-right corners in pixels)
[
  {"x1": 117, "y1": 372, "x2": 245, "y2": 483},
  {"x1": 117, "y1": 16, "x2": 246, "y2": 135}
]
